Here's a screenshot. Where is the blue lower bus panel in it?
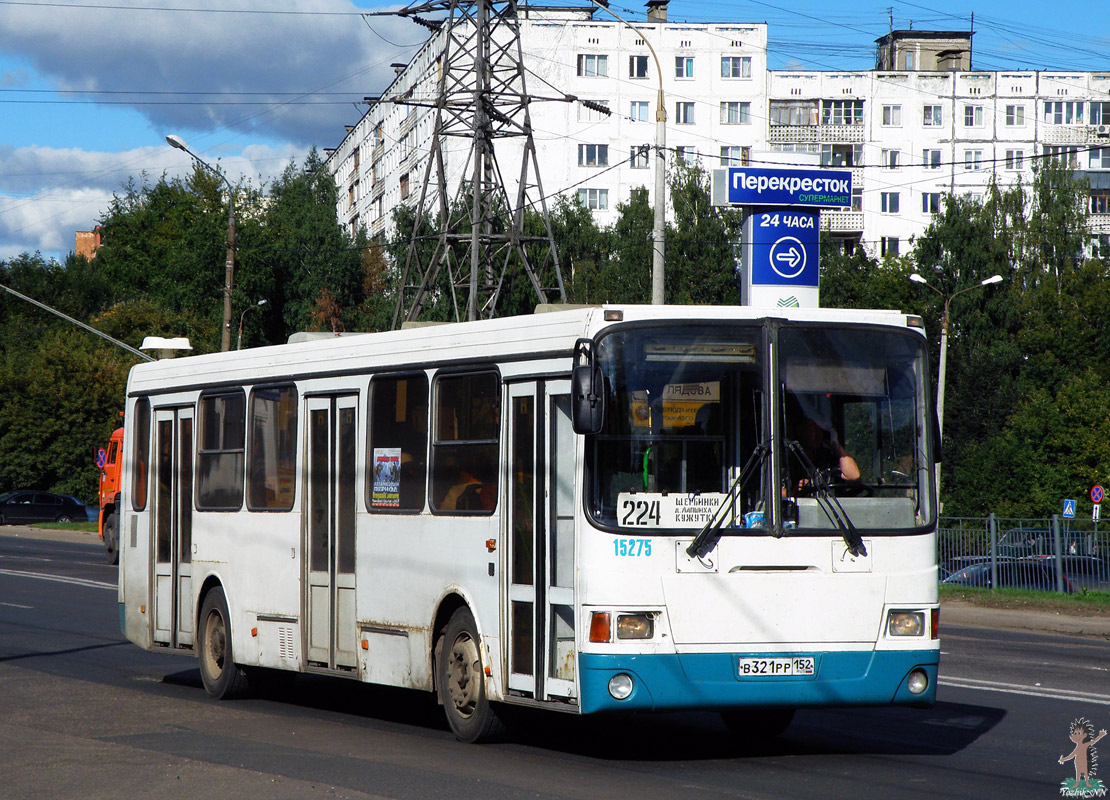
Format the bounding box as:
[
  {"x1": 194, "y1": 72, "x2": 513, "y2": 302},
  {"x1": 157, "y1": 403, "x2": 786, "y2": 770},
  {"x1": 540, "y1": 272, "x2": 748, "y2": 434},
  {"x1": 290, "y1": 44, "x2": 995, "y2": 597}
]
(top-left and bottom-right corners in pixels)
[{"x1": 578, "y1": 649, "x2": 939, "y2": 714}]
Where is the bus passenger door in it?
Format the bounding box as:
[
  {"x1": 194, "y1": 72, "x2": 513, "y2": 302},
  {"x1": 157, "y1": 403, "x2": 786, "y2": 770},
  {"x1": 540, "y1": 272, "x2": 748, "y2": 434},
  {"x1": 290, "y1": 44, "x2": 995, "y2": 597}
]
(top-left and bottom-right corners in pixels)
[
  {"x1": 506, "y1": 380, "x2": 577, "y2": 702},
  {"x1": 305, "y1": 395, "x2": 359, "y2": 672},
  {"x1": 151, "y1": 406, "x2": 194, "y2": 649}
]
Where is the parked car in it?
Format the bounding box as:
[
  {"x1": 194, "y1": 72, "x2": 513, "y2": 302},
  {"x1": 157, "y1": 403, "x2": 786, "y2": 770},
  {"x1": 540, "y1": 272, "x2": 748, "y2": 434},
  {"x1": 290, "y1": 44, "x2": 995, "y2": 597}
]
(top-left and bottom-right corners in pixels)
[
  {"x1": 942, "y1": 558, "x2": 1073, "y2": 593},
  {"x1": 1026, "y1": 555, "x2": 1110, "y2": 591},
  {"x1": 0, "y1": 491, "x2": 89, "y2": 525}
]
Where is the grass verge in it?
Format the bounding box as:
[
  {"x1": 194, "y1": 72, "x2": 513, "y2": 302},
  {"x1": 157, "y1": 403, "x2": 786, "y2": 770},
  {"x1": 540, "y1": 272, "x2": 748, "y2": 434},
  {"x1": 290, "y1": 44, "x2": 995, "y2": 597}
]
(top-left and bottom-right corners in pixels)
[
  {"x1": 940, "y1": 584, "x2": 1110, "y2": 615},
  {"x1": 34, "y1": 521, "x2": 98, "y2": 534}
]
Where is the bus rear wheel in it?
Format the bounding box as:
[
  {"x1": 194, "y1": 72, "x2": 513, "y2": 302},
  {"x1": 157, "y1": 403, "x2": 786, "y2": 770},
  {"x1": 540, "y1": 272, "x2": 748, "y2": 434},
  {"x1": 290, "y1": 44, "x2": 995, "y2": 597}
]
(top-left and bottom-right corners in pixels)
[
  {"x1": 720, "y1": 708, "x2": 795, "y2": 740},
  {"x1": 103, "y1": 513, "x2": 119, "y2": 565},
  {"x1": 437, "y1": 607, "x2": 505, "y2": 743},
  {"x1": 198, "y1": 586, "x2": 249, "y2": 699}
]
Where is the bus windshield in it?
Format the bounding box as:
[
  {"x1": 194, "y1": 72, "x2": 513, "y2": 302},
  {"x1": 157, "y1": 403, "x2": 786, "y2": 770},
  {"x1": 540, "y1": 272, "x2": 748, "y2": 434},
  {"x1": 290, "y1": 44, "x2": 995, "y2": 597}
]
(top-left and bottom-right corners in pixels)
[{"x1": 588, "y1": 322, "x2": 935, "y2": 534}]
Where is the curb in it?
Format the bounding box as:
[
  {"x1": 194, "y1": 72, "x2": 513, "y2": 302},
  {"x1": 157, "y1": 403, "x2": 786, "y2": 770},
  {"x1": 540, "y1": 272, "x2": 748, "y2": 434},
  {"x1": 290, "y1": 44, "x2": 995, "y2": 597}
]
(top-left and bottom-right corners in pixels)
[{"x1": 942, "y1": 600, "x2": 1110, "y2": 639}]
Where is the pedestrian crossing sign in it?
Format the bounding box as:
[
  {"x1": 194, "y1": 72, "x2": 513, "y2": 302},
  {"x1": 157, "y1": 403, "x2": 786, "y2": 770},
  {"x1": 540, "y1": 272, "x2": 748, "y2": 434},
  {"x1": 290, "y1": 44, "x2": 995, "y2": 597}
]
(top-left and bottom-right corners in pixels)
[{"x1": 1063, "y1": 499, "x2": 1076, "y2": 518}]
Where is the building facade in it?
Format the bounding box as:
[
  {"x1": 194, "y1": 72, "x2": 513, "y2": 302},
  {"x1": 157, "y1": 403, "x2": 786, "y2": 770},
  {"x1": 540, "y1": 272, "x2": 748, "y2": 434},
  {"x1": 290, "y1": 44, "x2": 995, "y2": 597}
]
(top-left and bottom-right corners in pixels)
[{"x1": 326, "y1": 4, "x2": 1110, "y2": 260}]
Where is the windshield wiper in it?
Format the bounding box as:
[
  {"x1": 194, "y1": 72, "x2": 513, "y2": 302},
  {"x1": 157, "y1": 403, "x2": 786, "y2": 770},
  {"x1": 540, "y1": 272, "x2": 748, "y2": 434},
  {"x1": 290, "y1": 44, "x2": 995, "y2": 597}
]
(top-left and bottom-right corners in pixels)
[
  {"x1": 785, "y1": 440, "x2": 867, "y2": 558},
  {"x1": 686, "y1": 443, "x2": 768, "y2": 559}
]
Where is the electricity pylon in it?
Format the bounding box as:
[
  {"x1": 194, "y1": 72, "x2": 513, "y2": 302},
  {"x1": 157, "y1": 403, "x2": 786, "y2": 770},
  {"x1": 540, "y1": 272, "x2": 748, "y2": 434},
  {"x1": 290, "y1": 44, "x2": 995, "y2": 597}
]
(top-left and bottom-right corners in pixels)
[{"x1": 391, "y1": 0, "x2": 566, "y2": 328}]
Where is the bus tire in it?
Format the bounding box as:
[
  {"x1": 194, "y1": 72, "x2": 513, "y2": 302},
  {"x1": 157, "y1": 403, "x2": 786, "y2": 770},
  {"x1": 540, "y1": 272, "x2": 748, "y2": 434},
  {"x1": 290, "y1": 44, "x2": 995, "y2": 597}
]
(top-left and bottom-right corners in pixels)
[
  {"x1": 197, "y1": 586, "x2": 250, "y2": 700},
  {"x1": 104, "y1": 513, "x2": 119, "y2": 565},
  {"x1": 437, "y1": 607, "x2": 505, "y2": 743},
  {"x1": 720, "y1": 707, "x2": 795, "y2": 740}
]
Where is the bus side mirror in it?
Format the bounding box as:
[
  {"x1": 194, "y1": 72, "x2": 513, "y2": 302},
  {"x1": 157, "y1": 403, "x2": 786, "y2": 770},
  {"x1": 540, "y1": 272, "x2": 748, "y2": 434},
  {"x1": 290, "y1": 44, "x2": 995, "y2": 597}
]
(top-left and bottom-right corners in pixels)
[
  {"x1": 572, "y1": 364, "x2": 605, "y2": 435},
  {"x1": 571, "y1": 338, "x2": 605, "y2": 435}
]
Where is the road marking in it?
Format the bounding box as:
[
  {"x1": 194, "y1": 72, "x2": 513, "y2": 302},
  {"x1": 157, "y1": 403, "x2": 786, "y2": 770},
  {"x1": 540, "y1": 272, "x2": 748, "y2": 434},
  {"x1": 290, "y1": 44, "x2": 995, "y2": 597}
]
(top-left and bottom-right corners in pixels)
[
  {"x1": 940, "y1": 676, "x2": 1110, "y2": 706},
  {"x1": 0, "y1": 601, "x2": 33, "y2": 609},
  {"x1": 0, "y1": 568, "x2": 115, "y2": 591}
]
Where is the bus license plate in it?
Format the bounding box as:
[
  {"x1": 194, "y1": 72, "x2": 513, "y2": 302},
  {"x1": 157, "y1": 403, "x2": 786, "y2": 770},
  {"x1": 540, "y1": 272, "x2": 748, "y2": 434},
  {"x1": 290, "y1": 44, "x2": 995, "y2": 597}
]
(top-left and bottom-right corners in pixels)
[{"x1": 737, "y1": 656, "x2": 816, "y2": 678}]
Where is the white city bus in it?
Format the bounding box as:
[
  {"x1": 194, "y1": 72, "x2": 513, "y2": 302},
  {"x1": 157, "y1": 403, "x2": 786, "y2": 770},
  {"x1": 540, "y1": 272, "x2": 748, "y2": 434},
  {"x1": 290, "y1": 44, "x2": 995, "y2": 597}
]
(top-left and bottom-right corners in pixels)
[{"x1": 118, "y1": 304, "x2": 940, "y2": 742}]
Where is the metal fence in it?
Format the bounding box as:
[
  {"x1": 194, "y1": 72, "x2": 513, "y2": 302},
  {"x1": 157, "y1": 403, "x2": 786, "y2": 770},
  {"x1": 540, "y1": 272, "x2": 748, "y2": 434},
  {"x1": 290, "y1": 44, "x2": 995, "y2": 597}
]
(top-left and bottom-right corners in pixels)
[{"x1": 937, "y1": 515, "x2": 1110, "y2": 594}]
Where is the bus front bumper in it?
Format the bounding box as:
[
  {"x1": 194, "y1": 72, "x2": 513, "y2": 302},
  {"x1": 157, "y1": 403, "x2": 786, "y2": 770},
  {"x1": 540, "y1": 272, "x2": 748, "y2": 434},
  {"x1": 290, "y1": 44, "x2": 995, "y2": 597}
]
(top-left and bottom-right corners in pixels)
[{"x1": 578, "y1": 648, "x2": 939, "y2": 714}]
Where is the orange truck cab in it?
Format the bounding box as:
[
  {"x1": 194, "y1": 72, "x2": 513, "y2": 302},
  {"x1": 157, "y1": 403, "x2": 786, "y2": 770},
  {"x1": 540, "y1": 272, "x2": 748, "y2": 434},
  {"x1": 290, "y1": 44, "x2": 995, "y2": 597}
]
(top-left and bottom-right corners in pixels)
[{"x1": 96, "y1": 426, "x2": 123, "y2": 564}]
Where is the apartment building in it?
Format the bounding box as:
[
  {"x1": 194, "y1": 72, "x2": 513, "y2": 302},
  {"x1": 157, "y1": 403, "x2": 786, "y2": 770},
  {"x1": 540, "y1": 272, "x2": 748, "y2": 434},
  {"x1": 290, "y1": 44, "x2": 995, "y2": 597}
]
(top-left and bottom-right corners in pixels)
[{"x1": 325, "y1": 5, "x2": 1110, "y2": 260}]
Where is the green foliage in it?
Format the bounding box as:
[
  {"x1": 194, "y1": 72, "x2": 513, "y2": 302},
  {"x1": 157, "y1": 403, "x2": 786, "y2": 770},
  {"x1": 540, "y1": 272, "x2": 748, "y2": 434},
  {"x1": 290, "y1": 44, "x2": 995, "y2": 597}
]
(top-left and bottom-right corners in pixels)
[{"x1": 664, "y1": 162, "x2": 743, "y2": 305}]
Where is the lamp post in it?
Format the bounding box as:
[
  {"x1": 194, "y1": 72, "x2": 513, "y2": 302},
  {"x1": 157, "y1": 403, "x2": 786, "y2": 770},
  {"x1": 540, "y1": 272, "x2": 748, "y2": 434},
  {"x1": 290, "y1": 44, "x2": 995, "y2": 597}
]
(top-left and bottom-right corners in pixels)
[
  {"x1": 910, "y1": 272, "x2": 1003, "y2": 501},
  {"x1": 585, "y1": 0, "x2": 666, "y2": 304},
  {"x1": 236, "y1": 298, "x2": 268, "y2": 350},
  {"x1": 166, "y1": 134, "x2": 237, "y2": 352}
]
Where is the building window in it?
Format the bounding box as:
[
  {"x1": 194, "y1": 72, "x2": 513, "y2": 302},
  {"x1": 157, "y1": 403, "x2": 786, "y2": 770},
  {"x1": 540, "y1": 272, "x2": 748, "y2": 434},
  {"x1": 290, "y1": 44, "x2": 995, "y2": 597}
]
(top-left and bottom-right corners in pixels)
[
  {"x1": 820, "y1": 143, "x2": 861, "y2": 167},
  {"x1": 1092, "y1": 102, "x2": 1110, "y2": 125},
  {"x1": 675, "y1": 101, "x2": 695, "y2": 124},
  {"x1": 1045, "y1": 145, "x2": 1079, "y2": 168},
  {"x1": 577, "y1": 54, "x2": 608, "y2": 77},
  {"x1": 431, "y1": 372, "x2": 500, "y2": 514},
  {"x1": 850, "y1": 187, "x2": 862, "y2": 212},
  {"x1": 675, "y1": 146, "x2": 697, "y2": 164},
  {"x1": 720, "y1": 101, "x2": 751, "y2": 124},
  {"x1": 721, "y1": 55, "x2": 751, "y2": 79},
  {"x1": 1005, "y1": 149, "x2": 1025, "y2": 170},
  {"x1": 904, "y1": 51, "x2": 915, "y2": 70},
  {"x1": 675, "y1": 56, "x2": 694, "y2": 78},
  {"x1": 964, "y1": 149, "x2": 983, "y2": 170},
  {"x1": 630, "y1": 145, "x2": 650, "y2": 169},
  {"x1": 821, "y1": 99, "x2": 864, "y2": 126},
  {"x1": 197, "y1": 391, "x2": 246, "y2": 511},
  {"x1": 630, "y1": 100, "x2": 649, "y2": 122},
  {"x1": 577, "y1": 188, "x2": 609, "y2": 210},
  {"x1": 368, "y1": 374, "x2": 429, "y2": 512},
  {"x1": 922, "y1": 105, "x2": 943, "y2": 127},
  {"x1": 629, "y1": 54, "x2": 648, "y2": 79},
  {"x1": 882, "y1": 104, "x2": 902, "y2": 126},
  {"x1": 1044, "y1": 101, "x2": 1084, "y2": 125},
  {"x1": 577, "y1": 144, "x2": 608, "y2": 167},
  {"x1": 923, "y1": 149, "x2": 941, "y2": 170},
  {"x1": 771, "y1": 100, "x2": 818, "y2": 126},
  {"x1": 720, "y1": 146, "x2": 749, "y2": 166},
  {"x1": 248, "y1": 386, "x2": 298, "y2": 511},
  {"x1": 881, "y1": 237, "x2": 900, "y2": 256},
  {"x1": 1090, "y1": 191, "x2": 1110, "y2": 215},
  {"x1": 881, "y1": 192, "x2": 900, "y2": 214},
  {"x1": 922, "y1": 193, "x2": 941, "y2": 213},
  {"x1": 1005, "y1": 104, "x2": 1025, "y2": 126},
  {"x1": 400, "y1": 173, "x2": 410, "y2": 200},
  {"x1": 963, "y1": 105, "x2": 983, "y2": 127},
  {"x1": 1090, "y1": 147, "x2": 1110, "y2": 169}
]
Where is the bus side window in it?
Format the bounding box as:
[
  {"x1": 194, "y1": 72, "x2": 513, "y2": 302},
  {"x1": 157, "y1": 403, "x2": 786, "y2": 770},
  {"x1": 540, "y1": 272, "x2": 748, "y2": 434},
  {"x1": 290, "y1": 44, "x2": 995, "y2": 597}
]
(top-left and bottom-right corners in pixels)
[
  {"x1": 131, "y1": 398, "x2": 150, "y2": 511},
  {"x1": 431, "y1": 371, "x2": 500, "y2": 514},
  {"x1": 247, "y1": 385, "x2": 298, "y2": 511},
  {"x1": 196, "y1": 391, "x2": 246, "y2": 511},
  {"x1": 368, "y1": 373, "x2": 429, "y2": 512}
]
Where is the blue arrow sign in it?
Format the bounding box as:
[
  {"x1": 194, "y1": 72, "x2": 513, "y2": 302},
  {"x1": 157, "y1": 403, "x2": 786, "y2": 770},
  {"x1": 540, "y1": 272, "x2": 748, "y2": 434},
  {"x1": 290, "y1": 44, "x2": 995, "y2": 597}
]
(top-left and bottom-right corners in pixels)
[
  {"x1": 1063, "y1": 499, "x2": 1077, "y2": 518},
  {"x1": 749, "y1": 210, "x2": 820, "y2": 287}
]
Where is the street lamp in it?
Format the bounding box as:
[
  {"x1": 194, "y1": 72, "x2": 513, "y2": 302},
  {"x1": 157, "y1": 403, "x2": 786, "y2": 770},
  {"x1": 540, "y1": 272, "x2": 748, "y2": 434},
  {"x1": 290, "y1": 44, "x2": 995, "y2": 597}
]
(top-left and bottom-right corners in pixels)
[
  {"x1": 585, "y1": 0, "x2": 666, "y2": 304},
  {"x1": 166, "y1": 134, "x2": 237, "y2": 352},
  {"x1": 910, "y1": 272, "x2": 1003, "y2": 500},
  {"x1": 236, "y1": 298, "x2": 268, "y2": 350}
]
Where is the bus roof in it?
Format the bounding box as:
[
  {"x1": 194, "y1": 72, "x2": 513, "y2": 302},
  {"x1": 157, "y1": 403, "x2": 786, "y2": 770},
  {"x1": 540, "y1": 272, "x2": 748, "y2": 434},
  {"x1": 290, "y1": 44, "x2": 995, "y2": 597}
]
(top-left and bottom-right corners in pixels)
[{"x1": 125, "y1": 304, "x2": 918, "y2": 396}]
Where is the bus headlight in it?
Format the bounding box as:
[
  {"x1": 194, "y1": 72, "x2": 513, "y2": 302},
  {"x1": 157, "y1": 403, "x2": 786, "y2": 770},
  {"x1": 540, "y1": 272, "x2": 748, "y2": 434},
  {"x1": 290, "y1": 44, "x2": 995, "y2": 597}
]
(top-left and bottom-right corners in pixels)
[
  {"x1": 616, "y1": 614, "x2": 654, "y2": 640},
  {"x1": 906, "y1": 669, "x2": 929, "y2": 695},
  {"x1": 608, "y1": 673, "x2": 634, "y2": 700},
  {"x1": 887, "y1": 611, "x2": 925, "y2": 637}
]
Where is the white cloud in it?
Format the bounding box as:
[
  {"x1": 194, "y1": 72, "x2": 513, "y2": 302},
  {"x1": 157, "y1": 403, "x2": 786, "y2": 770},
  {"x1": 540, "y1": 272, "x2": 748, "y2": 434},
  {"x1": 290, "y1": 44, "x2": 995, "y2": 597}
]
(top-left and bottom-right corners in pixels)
[
  {"x1": 0, "y1": 0, "x2": 423, "y2": 146},
  {"x1": 0, "y1": 142, "x2": 313, "y2": 260}
]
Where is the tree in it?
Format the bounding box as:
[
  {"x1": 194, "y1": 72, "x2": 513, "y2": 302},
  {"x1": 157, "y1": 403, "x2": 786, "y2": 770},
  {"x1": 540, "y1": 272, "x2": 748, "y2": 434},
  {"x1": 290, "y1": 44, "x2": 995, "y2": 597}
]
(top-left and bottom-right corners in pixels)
[{"x1": 665, "y1": 161, "x2": 743, "y2": 305}]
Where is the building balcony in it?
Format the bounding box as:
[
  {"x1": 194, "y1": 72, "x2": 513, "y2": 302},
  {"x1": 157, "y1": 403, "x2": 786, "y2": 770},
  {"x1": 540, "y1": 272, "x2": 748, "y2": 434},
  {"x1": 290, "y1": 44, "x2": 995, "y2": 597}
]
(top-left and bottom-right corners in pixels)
[
  {"x1": 1042, "y1": 125, "x2": 1110, "y2": 145},
  {"x1": 820, "y1": 210, "x2": 864, "y2": 232},
  {"x1": 1089, "y1": 215, "x2": 1110, "y2": 234},
  {"x1": 769, "y1": 124, "x2": 866, "y2": 144}
]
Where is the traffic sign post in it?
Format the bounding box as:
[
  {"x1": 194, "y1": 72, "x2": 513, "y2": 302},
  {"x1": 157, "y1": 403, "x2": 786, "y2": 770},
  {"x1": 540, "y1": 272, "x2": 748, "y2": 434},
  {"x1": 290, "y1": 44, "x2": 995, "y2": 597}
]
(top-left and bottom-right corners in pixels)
[{"x1": 1063, "y1": 499, "x2": 1076, "y2": 519}]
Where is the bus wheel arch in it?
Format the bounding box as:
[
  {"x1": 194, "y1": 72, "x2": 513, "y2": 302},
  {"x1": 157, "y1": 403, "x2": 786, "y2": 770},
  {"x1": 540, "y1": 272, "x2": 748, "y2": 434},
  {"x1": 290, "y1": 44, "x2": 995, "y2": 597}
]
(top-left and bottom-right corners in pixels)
[
  {"x1": 196, "y1": 580, "x2": 250, "y2": 700},
  {"x1": 433, "y1": 600, "x2": 505, "y2": 743}
]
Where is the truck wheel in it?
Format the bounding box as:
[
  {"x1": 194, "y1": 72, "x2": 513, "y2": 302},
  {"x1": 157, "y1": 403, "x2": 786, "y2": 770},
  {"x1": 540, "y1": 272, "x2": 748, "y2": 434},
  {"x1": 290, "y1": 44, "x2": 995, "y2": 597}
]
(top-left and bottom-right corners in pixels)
[
  {"x1": 197, "y1": 586, "x2": 250, "y2": 699},
  {"x1": 437, "y1": 607, "x2": 505, "y2": 743},
  {"x1": 104, "y1": 513, "x2": 119, "y2": 565}
]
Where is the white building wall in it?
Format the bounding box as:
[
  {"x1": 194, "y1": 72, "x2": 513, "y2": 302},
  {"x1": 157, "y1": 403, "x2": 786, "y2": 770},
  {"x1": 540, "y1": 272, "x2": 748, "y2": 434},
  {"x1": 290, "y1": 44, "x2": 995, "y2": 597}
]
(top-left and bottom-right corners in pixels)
[{"x1": 326, "y1": 12, "x2": 1110, "y2": 261}]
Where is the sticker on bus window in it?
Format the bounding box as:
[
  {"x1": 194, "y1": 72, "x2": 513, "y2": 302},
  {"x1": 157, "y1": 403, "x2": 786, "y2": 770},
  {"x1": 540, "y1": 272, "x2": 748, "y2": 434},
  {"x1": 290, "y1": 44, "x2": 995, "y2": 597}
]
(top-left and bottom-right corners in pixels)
[
  {"x1": 617, "y1": 492, "x2": 730, "y2": 528},
  {"x1": 372, "y1": 447, "x2": 401, "y2": 508}
]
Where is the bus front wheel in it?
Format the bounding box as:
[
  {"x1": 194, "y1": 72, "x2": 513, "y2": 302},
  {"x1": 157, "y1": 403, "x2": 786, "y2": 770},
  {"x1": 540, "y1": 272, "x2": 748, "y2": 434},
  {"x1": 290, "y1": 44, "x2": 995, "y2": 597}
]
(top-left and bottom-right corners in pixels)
[
  {"x1": 198, "y1": 586, "x2": 250, "y2": 700},
  {"x1": 437, "y1": 607, "x2": 505, "y2": 743}
]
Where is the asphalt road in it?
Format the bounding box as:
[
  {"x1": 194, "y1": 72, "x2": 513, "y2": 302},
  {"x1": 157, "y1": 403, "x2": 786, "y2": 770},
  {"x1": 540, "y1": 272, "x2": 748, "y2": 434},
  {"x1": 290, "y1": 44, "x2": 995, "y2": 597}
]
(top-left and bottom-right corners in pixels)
[{"x1": 2, "y1": 528, "x2": 1108, "y2": 799}]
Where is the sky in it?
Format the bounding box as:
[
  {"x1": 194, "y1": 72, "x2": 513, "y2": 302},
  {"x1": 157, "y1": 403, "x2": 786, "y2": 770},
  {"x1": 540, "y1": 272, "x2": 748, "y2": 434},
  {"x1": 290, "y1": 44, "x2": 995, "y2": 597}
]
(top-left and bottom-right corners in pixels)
[{"x1": 1, "y1": 0, "x2": 1109, "y2": 263}]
